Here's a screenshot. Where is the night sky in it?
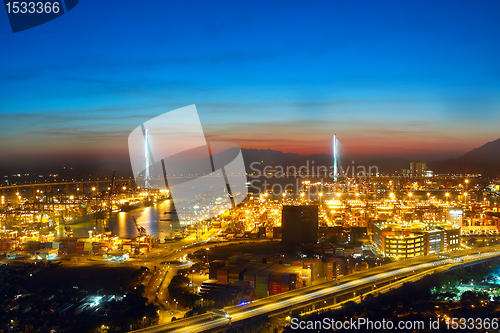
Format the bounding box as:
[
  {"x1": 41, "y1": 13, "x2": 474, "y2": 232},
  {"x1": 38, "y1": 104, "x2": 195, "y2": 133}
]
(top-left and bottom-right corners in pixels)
[{"x1": 1, "y1": 1, "x2": 500, "y2": 172}]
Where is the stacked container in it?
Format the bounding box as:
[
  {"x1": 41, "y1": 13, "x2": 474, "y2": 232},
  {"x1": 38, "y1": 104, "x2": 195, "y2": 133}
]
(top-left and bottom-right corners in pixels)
[
  {"x1": 255, "y1": 269, "x2": 274, "y2": 298},
  {"x1": 229, "y1": 266, "x2": 246, "y2": 283},
  {"x1": 67, "y1": 239, "x2": 76, "y2": 252},
  {"x1": 269, "y1": 271, "x2": 283, "y2": 295},
  {"x1": 281, "y1": 272, "x2": 291, "y2": 293},
  {"x1": 0, "y1": 239, "x2": 14, "y2": 250},
  {"x1": 100, "y1": 242, "x2": 108, "y2": 252},
  {"x1": 228, "y1": 254, "x2": 244, "y2": 265},
  {"x1": 75, "y1": 242, "x2": 84, "y2": 252},
  {"x1": 217, "y1": 266, "x2": 233, "y2": 283},
  {"x1": 209, "y1": 260, "x2": 226, "y2": 280},
  {"x1": 249, "y1": 255, "x2": 268, "y2": 265},
  {"x1": 237, "y1": 255, "x2": 252, "y2": 264}
]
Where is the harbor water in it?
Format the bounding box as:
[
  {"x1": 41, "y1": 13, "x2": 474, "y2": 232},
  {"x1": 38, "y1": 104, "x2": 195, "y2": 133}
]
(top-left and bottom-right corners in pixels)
[{"x1": 53, "y1": 200, "x2": 181, "y2": 239}]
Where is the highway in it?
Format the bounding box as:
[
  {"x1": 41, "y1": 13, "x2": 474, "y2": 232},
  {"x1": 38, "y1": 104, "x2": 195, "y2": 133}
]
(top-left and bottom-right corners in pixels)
[
  {"x1": 132, "y1": 248, "x2": 500, "y2": 333},
  {"x1": 136, "y1": 232, "x2": 271, "y2": 322}
]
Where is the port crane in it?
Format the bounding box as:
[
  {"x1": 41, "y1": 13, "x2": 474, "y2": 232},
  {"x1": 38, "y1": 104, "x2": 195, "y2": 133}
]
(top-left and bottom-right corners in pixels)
[{"x1": 132, "y1": 215, "x2": 148, "y2": 236}]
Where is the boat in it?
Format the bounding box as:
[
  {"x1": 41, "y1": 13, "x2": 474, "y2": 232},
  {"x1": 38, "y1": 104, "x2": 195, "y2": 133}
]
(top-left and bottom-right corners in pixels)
[{"x1": 120, "y1": 202, "x2": 132, "y2": 212}]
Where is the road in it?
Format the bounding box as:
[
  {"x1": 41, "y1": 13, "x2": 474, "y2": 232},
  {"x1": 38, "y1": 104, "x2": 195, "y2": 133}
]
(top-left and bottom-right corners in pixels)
[
  {"x1": 44, "y1": 229, "x2": 271, "y2": 323},
  {"x1": 135, "y1": 230, "x2": 271, "y2": 323},
  {"x1": 131, "y1": 247, "x2": 500, "y2": 333}
]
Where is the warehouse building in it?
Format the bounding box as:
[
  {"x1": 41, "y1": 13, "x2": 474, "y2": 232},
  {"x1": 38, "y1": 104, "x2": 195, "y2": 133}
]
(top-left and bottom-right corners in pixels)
[
  {"x1": 281, "y1": 205, "x2": 319, "y2": 245},
  {"x1": 372, "y1": 221, "x2": 460, "y2": 258}
]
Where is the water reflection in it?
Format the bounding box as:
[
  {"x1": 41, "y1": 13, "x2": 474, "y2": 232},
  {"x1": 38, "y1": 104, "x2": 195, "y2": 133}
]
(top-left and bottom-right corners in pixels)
[{"x1": 56, "y1": 200, "x2": 180, "y2": 239}]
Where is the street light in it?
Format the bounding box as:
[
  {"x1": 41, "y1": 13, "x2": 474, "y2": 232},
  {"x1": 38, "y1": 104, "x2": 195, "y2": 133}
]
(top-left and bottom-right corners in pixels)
[{"x1": 191, "y1": 269, "x2": 196, "y2": 290}]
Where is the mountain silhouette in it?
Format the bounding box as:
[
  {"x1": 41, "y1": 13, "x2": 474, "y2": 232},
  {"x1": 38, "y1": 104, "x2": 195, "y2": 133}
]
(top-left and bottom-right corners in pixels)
[
  {"x1": 430, "y1": 138, "x2": 500, "y2": 176},
  {"x1": 240, "y1": 148, "x2": 410, "y2": 174}
]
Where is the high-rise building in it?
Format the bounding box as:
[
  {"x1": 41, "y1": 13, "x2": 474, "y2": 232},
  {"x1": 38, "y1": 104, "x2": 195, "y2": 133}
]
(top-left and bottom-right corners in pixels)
[
  {"x1": 281, "y1": 205, "x2": 318, "y2": 245},
  {"x1": 409, "y1": 161, "x2": 427, "y2": 178}
]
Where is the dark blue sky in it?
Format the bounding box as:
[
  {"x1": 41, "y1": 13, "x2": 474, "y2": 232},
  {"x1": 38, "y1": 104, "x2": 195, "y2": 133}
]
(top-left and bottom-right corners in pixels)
[{"x1": 1, "y1": 0, "x2": 500, "y2": 170}]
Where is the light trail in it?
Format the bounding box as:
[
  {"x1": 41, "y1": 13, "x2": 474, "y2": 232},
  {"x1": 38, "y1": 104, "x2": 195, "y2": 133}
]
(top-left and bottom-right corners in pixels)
[{"x1": 133, "y1": 250, "x2": 500, "y2": 333}]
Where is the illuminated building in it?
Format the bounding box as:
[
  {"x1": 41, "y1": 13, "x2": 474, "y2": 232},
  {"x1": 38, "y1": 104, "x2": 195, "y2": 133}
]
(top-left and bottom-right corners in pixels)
[
  {"x1": 383, "y1": 233, "x2": 425, "y2": 258},
  {"x1": 447, "y1": 208, "x2": 463, "y2": 228},
  {"x1": 372, "y1": 221, "x2": 461, "y2": 258},
  {"x1": 425, "y1": 228, "x2": 460, "y2": 254}
]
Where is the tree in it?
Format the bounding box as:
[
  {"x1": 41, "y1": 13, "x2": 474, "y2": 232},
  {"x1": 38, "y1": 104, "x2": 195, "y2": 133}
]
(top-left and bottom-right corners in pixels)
[
  {"x1": 104, "y1": 288, "x2": 159, "y2": 331},
  {"x1": 168, "y1": 274, "x2": 199, "y2": 308},
  {"x1": 460, "y1": 290, "x2": 489, "y2": 307}
]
